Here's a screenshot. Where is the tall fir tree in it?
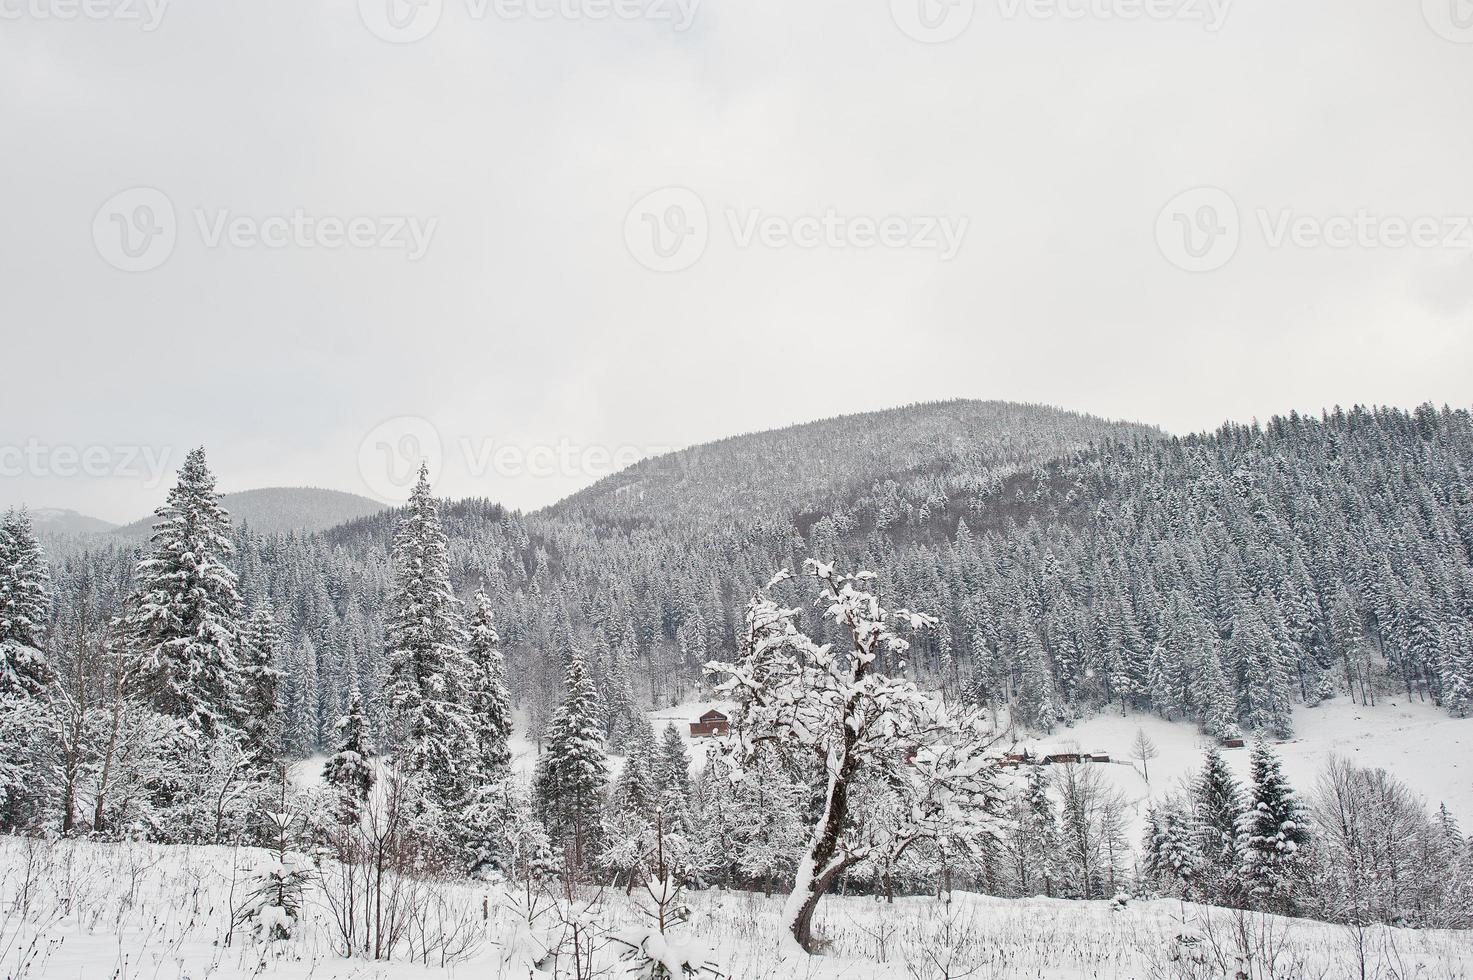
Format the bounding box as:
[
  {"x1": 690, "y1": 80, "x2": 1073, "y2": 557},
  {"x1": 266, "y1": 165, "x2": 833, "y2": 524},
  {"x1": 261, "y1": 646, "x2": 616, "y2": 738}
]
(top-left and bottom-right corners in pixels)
[
  {"x1": 239, "y1": 599, "x2": 285, "y2": 773},
  {"x1": 1192, "y1": 748, "x2": 1245, "y2": 904},
  {"x1": 383, "y1": 464, "x2": 473, "y2": 825},
  {"x1": 0, "y1": 508, "x2": 51, "y2": 697},
  {"x1": 655, "y1": 722, "x2": 693, "y2": 805},
  {"x1": 1014, "y1": 765, "x2": 1061, "y2": 896},
  {"x1": 464, "y1": 589, "x2": 513, "y2": 783},
  {"x1": 533, "y1": 651, "x2": 608, "y2": 871},
  {"x1": 123, "y1": 448, "x2": 244, "y2": 735}
]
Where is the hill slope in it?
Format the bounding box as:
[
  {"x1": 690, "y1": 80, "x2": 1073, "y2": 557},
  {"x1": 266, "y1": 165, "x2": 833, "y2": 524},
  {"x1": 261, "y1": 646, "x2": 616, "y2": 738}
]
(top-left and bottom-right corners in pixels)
[
  {"x1": 25, "y1": 507, "x2": 118, "y2": 535},
  {"x1": 552, "y1": 399, "x2": 1159, "y2": 528},
  {"x1": 113, "y1": 486, "x2": 386, "y2": 540}
]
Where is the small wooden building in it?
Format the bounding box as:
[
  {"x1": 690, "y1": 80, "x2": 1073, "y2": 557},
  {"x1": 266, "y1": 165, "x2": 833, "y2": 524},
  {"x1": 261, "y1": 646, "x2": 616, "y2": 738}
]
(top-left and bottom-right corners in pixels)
[
  {"x1": 689, "y1": 709, "x2": 731, "y2": 738},
  {"x1": 1221, "y1": 737, "x2": 1246, "y2": 749},
  {"x1": 1044, "y1": 752, "x2": 1083, "y2": 765}
]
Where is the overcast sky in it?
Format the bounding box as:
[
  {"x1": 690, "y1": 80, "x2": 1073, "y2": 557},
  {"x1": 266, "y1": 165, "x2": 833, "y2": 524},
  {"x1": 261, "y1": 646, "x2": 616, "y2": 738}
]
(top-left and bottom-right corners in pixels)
[{"x1": 2, "y1": 0, "x2": 1471, "y2": 522}]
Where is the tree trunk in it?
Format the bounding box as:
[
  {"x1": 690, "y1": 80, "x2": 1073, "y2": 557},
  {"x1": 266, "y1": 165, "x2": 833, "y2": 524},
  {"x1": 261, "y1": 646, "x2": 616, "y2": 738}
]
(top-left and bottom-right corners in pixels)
[{"x1": 784, "y1": 714, "x2": 862, "y2": 952}]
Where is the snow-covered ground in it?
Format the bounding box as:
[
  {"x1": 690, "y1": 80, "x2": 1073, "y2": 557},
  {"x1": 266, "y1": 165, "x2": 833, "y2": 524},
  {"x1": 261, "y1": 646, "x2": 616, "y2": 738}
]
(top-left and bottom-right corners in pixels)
[
  {"x1": 2, "y1": 836, "x2": 1470, "y2": 980},
  {"x1": 1006, "y1": 699, "x2": 1472, "y2": 843},
  {"x1": 292, "y1": 697, "x2": 1470, "y2": 853}
]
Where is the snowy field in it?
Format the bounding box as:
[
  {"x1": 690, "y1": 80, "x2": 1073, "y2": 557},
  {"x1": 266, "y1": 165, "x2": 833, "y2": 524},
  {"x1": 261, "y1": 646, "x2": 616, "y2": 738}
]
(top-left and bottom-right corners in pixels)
[
  {"x1": 2, "y1": 836, "x2": 1471, "y2": 980},
  {"x1": 1005, "y1": 699, "x2": 1472, "y2": 841},
  {"x1": 292, "y1": 698, "x2": 1470, "y2": 868}
]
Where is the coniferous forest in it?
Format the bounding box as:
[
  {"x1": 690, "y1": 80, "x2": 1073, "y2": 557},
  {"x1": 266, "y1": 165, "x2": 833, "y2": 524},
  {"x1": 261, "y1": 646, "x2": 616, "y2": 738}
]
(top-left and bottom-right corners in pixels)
[{"x1": 4, "y1": 399, "x2": 1473, "y2": 957}]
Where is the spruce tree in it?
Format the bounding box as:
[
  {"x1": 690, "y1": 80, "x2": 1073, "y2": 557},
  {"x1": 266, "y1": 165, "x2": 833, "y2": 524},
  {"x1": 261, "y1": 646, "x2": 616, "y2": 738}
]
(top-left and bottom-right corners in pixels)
[
  {"x1": 1240, "y1": 740, "x2": 1309, "y2": 911},
  {"x1": 655, "y1": 722, "x2": 693, "y2": 805},
  {"x1": 124, "y1": 447, "x2": 244, "y2": 735},
  {"x1": 0, "y1": 508, "x2": 51, "y2": 697},
  {"x1": 1143, "y1": 804, "x2": 1201, "y2": 896},
  {"x1": 600, "y1": 720, "x2": 659, "y2": 886},
  {"x1": 1192, "y1": 748, "x2": 1245, "y2": 904},
  {"x1": 240, "y1": 599, "x2": 285, "y2": 773},
  {"x1": 383, "y1": 464, "x2": 473, "y2": 825},
  {"x1": 464, "y1": 589, "x2": 513, "y2": 783},
  {"x1": 1018, "y1": 765, "x2": 1061, "y2": 896},
  {"x1": 533, "y1": 651, "x2": 608, "y2": 871},
  {"x1": 322, "y1": 689, "x2": 375, "y2": 826}
]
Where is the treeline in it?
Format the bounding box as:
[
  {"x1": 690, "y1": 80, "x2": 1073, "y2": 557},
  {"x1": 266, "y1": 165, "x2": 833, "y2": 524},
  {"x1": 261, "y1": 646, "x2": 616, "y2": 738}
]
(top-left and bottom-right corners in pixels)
[
  {"x1": 34, "y1": 403, "x2": 1473, "y2": 767},
  {"x1": 5, "y1": 448, "x2": 1473, "y2": 939}
]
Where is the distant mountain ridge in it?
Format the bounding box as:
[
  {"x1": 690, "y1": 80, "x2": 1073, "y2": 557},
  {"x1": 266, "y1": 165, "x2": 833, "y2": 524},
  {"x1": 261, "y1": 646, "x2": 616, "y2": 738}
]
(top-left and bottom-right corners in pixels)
[
  {"x1": 113, "y1": 486, "x2": 387, "y2": 540},
  {"x1": 24, "y1": 508, "x2": 119, "y2": 536},
  {"x1": 550, "y1": 399, "x2": 1160, "y2": 528}
]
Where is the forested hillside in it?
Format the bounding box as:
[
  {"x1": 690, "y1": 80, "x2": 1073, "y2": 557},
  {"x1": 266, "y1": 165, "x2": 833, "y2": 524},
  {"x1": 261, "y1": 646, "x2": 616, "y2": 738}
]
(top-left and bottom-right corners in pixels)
[
  {"x1": 553, "y1": 400, "x2": 1158, "y2": 528},
  {"x1": 40, "y1": 402, "x2": 1473, "y2": 758}
]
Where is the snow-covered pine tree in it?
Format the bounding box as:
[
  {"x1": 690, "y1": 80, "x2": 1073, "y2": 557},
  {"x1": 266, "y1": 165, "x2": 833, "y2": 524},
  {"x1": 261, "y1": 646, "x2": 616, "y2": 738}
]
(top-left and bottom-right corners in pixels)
[
  {"x1": 533, "y1": 650, "x2": 608, "y2": 872},
  {"x1": 464, "y1": 589, "x2": 513, "y2": 782},
  {"x1": 1233, "y1": 603, "x2": 1294, "y2": 737},
  {"x1": 123, "y1": 448, "x2": 244, "y2": 735},
  {"x1": 456, "y1": 590, "x2": 519, "y2": 875},
  {"x1": 1192, "y1": 747, "x2": 1246, "y2": 904},
  {"x1": 322, "y1": 689, "x2": 375, "y2": 826},
  {"x1": 1143, "y1": 803, "x2": 1200, "y2": 896},
  {"x1": 240, "y1": 599, "x2": 285, "y2": 774},
  {"x1": 1011, "y1": 765, "x2": 1060, "y2": 897},
  {"x1": 1440, "y1": 623, "x2": 1473, "y2": 717},
  {"x1": 655, "y1": 722, "x2": 693, "y2": 809},
  {"x1": 0, "y1": 508, "x2": 51, "y2": 697},
  {"x1": 1239, "y1": 740, "x2": 1309, "y2": 912},
  {"x1": 0, "y1": 508, "x2": 51, "y2": 831},
  {"x1": 601, "y1": 719, "x2": 660, "y2": 888},
  {"x1": 240, "y1": 776, "x2": 313, "y2": 943},
  {"x1": 383, "y1": 463, "x2": 473, "y2": 831},
  {"x1": 726, "y1": 750, "x2": 805, "y2": 896}
]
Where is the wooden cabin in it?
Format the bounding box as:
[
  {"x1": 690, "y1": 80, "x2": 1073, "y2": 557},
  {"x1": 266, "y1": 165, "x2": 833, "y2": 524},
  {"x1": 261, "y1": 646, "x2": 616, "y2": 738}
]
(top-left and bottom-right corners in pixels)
[
  {"x1": 689, "y1": 709, "x2": 731, "y2": 738},
  {"x1": 1044, "y1": 752, "x2": 1082, "y2": 765},
  {"x1": 1221, "y1": 737, "x2": 1246, "y2": 749}
]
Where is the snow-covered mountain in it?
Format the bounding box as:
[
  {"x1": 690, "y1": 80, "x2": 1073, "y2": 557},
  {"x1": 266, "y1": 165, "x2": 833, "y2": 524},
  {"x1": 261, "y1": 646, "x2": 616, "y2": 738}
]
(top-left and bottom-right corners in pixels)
[
  {"x1": 112, "y1": 486, "x2": 387, "y2": 539},
  {"x1": 551, "y1": 399, "x2": 1159, "y2": 528},
  {"x1": 23, "y1": 507, "x2": 119, "y2": 536}
]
